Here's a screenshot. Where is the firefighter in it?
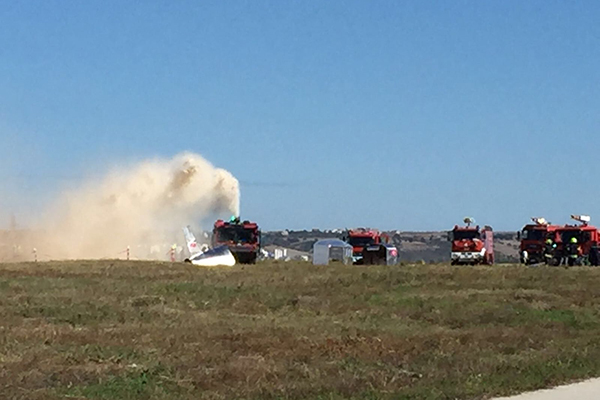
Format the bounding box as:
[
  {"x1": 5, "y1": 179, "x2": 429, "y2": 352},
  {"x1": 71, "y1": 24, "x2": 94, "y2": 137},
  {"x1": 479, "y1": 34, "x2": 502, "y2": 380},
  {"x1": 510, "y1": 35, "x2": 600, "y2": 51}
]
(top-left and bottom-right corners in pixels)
[
  {"x1": 590, "y1": 245, "x2": 600, "y2": 267},
  {"x1": 566, "y1": 236, "x2": 581, "y2": 266},
  {"x1": 543, "y1": 237, "x2": 558, "y2": 265}
]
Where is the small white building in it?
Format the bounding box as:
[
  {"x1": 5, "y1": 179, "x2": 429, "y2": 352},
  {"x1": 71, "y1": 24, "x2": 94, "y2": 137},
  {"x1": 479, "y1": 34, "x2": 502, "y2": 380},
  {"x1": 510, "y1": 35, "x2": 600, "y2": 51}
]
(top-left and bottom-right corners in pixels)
[{"x1": 274, "y1": 248, "x2": 288, "y2": 260}]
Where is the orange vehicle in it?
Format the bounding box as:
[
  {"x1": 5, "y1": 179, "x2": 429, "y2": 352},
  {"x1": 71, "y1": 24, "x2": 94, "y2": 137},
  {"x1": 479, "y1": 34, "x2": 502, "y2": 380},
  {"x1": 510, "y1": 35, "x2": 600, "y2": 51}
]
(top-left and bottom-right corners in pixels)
[
  {"x1": 518, "y1": 218, "x2": 560, "y2": 265},
  {"x1": 551, "y1": 215, "x2": 600, "y2": 266},
  {"x1": 344, "y1": 228, "x2": 389, "y2": 264},
  {"x1": 212, "y1": 217, "x2": 261, "y2": 264},
  {"x1": 448, "y1": 218, "x2": 494, "y2": 265}
]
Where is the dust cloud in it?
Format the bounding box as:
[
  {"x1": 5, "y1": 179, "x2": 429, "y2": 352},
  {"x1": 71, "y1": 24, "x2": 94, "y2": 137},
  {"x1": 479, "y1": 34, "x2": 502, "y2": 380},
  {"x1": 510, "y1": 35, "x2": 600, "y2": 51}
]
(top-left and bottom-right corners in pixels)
[{"x1": 40, "y1": 152, "x2": 240, "y2": 259}]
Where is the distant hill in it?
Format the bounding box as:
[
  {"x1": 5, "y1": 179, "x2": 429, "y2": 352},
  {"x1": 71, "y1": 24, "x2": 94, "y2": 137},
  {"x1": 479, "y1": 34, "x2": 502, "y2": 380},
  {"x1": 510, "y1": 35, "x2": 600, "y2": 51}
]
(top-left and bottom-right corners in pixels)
[{"x1": 262, "y1": 230, "x2": 520, "y2": 263}]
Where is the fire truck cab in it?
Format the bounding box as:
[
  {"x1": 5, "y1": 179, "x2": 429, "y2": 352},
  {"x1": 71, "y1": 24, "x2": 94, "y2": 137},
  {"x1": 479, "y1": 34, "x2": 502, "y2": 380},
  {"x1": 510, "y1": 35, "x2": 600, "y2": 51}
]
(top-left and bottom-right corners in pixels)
[
  {"x1": 518, "y1": 217, "x2": 559, "y2": 265},
  {"x1": 553, "y1": 215, "x2": 600, "y2": 266},
  {"x1": 448, "y1": 218, "x2": 494, "y2": 265},
  {"x1": 344, "y1": 228, "x2": 388, "y2": 264},
  {"x1": 212, "y1": 217, "x2": 261, "y2": 264}
]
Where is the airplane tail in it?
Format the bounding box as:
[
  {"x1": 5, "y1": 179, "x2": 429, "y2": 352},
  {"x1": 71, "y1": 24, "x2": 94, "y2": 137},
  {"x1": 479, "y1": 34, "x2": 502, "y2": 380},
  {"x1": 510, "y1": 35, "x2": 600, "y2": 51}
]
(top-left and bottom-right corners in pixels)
[{"x1": 183, "y1": 225, "x2": 203, "y2": 256}]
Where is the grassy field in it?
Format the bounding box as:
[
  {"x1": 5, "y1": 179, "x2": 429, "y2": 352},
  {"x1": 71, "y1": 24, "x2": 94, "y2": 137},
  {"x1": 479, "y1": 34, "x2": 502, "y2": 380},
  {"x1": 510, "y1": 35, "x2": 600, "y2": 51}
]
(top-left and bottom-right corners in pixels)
[{"x1": 1, "y1": 261, "x2": 600, "y2": 399}]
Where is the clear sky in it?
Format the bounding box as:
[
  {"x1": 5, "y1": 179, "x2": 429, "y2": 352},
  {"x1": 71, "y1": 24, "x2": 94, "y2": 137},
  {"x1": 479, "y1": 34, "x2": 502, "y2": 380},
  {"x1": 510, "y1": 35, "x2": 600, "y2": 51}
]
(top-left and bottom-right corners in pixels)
[{"x1": 1, "y1": 1, "x2": 599, "y2": 231}]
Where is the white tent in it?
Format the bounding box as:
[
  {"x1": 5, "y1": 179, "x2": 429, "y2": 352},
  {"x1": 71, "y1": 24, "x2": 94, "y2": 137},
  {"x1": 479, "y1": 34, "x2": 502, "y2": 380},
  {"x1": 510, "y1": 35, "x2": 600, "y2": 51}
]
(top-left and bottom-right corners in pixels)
[{"x1": 312, "y1": 239, "x2": 353, "y2": 265}]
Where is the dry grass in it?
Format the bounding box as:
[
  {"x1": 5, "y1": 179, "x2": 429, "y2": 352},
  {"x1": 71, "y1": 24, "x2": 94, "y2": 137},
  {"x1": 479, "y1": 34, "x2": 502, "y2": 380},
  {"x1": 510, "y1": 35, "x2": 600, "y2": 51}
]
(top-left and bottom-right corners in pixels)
[{"x1": 1, "y1": 260, "x2": 600, "y2": 399}]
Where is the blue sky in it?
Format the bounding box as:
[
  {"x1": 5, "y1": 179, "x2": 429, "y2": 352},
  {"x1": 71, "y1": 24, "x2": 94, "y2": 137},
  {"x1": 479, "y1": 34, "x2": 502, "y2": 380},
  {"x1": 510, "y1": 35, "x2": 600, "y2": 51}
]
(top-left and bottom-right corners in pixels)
[{"x1": 1, "y1": 1, "x2": 599, "y2": 231}]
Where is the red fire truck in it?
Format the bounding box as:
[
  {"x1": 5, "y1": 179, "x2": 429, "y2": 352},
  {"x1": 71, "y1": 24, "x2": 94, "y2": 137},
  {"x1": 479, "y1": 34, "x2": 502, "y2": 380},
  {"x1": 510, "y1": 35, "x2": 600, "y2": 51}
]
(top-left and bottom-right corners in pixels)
[
  {"x1": 448, "y1": 218, "x2": 494, "y2": 265},
  {"x1": 518, "y1": 218, "x2": 560, "y2": 265},
  {"x1": 212, "y1": 217, "x2": 261, "y2": 264},
  {"x1": 344, "y1": 228, "x2": 388, "y2": 264},
  {"x1": 552, "y1": 215, "x2": 600, "y2": 266}
]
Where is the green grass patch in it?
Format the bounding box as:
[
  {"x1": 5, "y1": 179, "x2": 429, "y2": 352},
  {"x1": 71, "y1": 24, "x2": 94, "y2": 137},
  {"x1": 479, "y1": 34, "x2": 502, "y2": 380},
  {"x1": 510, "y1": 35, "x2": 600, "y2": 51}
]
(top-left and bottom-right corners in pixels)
[{"x1": 2, "y1": 260, "x2": 600, "y2": 399}]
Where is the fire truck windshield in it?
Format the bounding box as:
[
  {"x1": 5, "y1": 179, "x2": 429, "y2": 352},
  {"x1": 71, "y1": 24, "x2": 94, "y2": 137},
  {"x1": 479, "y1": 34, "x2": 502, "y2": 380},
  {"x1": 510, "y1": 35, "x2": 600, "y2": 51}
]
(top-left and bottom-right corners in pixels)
[
  {"x1": 348, "y1": 236, "x2": 375, "y2": 247},
  {"x1": 522, "y1": 229, "x2": 545, "y2": 241},
  {"x1": 217, "y1": 226, "x2": 255, "y2": 243},
  {"x1": 560, "y1": 231, "x2": 582, "y2": 244},
  {"x1": 453, "y1": 230, "x2": 480, "y2": 240}
]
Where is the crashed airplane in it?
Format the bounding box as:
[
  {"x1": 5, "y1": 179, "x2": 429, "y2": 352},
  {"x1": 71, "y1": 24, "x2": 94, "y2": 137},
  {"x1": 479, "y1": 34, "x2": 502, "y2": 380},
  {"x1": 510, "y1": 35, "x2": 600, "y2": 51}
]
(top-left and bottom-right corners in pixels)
[{"x1": 183, "y1": 225, "x2": 236, "y2": 267}]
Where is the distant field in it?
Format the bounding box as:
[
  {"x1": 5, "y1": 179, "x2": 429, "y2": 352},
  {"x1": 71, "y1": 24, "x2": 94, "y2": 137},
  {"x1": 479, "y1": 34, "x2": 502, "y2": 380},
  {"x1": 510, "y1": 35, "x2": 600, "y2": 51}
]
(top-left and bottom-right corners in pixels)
[{"x1": 1, "y1": 261, "x2": 600, "y2": 399}]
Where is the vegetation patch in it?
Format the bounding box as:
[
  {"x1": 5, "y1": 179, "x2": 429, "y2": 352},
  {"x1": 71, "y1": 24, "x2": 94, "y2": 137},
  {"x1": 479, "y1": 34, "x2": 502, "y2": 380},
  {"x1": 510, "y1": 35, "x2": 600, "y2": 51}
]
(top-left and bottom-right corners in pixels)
[{"x1": 1, "y1": 261, "x2": 600, "y2": 399}]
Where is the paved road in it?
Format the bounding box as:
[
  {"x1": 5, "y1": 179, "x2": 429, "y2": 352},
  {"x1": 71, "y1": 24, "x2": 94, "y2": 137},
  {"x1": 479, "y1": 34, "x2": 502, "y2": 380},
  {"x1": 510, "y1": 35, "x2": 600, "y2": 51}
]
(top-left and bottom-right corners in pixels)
[{"x1": 492, "y1": 378, "x2": 600, "y2": 399}]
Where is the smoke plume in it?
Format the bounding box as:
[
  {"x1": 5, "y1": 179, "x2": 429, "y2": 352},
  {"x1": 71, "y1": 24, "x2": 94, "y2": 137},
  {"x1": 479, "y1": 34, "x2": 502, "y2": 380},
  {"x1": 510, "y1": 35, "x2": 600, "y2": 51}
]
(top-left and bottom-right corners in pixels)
[{"x1": 42, "y1": 152, "x2": 240, "y2": 259}]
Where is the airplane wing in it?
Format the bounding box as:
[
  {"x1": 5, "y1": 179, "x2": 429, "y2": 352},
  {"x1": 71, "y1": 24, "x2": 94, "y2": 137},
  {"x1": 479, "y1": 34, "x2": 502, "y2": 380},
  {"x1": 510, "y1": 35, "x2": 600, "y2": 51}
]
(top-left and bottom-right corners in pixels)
[{"x1": 183, "y1": 225, "x2": 203, "y2": 256}]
